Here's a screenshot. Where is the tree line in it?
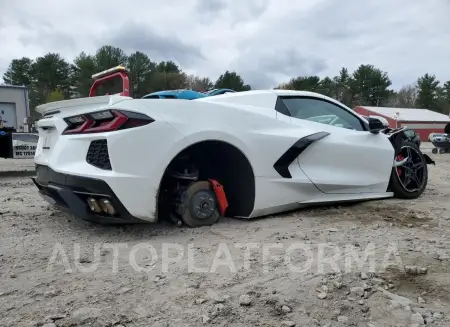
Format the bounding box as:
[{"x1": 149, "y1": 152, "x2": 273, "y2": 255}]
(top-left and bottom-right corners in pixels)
[{"x1": 2, "y1": 45, "x2": 450, "y2": 117}]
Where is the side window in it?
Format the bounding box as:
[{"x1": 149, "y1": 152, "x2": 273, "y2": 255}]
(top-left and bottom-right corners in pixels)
[{"x1": 279, "y1": 97, "x2": 365, "y2": 131}]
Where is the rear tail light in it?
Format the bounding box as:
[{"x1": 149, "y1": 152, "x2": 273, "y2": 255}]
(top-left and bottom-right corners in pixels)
[{"x1": 62, "y1": 110, "x2": 154, "y2": 135}]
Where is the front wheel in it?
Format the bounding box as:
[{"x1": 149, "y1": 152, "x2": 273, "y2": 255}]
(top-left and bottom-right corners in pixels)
[
  {"x1": 432, "y1": 148, "x2": 438, "y2": 154},
  {"x1": 389, "y1": 141, "x2": 428, "y2": 199}
]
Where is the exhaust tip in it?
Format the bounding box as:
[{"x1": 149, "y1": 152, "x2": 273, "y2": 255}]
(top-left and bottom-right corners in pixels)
[
  {"x1": 99, "y1": 198, "x2": 116, "y2": 215},
  {"x1": 87, "y1": 197, "x2": 102, "y2": 213}
]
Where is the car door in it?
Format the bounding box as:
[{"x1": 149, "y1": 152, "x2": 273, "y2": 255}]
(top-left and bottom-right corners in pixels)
[{"x1": 276, "y1": 96, "x2": 394, "y2": 194}]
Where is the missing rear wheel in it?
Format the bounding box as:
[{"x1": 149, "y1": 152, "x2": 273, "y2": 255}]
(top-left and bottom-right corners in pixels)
[{"x1": 177, "y1": 181, "x2": 220, "y2": 227}]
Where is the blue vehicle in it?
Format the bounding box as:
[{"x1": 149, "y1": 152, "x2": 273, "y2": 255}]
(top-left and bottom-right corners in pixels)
[
  {"x1": 142, "y1": 88, "x2": 235, "y2": 100},
  {"x1": 203, "y1": 88, "x2": 236, "y2": 96}
]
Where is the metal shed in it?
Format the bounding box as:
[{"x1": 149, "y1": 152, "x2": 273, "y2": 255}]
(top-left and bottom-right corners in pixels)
[
  {"x1": 354, "y1": 106, "x2": 450, "y2": 141},
  {"x1": 0, "y1": 85, "x2": 29, "y2": 130}
]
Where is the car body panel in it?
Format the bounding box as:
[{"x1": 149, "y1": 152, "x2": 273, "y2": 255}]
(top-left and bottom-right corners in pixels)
[{"x1": 34, "y1": 90, "x2": 402, "y2": 222}]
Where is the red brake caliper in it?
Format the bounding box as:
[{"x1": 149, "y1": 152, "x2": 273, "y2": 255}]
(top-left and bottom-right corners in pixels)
[
  {"x1": 208, "y1": 179, "x2": 228, "y2": 216},
  {"x1": 396, "y1": 154, "x2": 404, "y2": 175}
]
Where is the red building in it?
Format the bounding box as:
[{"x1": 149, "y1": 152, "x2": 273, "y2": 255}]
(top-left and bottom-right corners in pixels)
[{"x1": 354, "y1": 106, "x2": 450, "y2": 141}]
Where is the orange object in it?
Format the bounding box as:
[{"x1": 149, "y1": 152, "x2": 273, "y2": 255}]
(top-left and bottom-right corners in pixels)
[{"x1": 208, "y1": 179, "x2": 228, "y2": 216}]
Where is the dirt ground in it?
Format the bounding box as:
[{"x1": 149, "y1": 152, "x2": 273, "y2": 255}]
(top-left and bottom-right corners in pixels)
[
  {"x1": 1, "y1": 146, "x2": 449, "y2": 327},
  {"x1": 0, "y1": 158, "x2": 35, "y2": 177}
]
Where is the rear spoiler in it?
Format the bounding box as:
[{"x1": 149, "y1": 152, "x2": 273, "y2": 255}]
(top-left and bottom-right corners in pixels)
[
  {"x1": 35, "y1": 95, "x2": 132, "y2": 116},
  {"x1": 89, "y1": 65, "x2": 130, "y2": 97}
]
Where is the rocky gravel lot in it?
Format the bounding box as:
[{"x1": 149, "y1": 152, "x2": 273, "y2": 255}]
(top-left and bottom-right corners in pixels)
[{"x1": 1, "y1": 149, "x2": 450, "y2": 327}]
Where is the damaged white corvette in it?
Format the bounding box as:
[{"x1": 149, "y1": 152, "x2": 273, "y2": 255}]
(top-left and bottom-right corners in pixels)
[{"x1": 32, "y1": 72, "x2": 435, "y2": 227}]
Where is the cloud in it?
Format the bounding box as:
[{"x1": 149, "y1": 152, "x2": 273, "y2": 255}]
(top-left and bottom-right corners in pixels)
[
  {"x1": 194, "y1": 0, "x2": 269, "y2": 26},
  {"x1": 1, "y1": 0, "x2": 450, "y2": 89},
  {"x1": 233, "y1": 49, "x2": 327, "y2": 88},
  {"x1": 104, "y1": 22, "x2": 205, "y2": 67},
  {"x1": 195, "y1": 0, "x2": 227, "y2": 17}
]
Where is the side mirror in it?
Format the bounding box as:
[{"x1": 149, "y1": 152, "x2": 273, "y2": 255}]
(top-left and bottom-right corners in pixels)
[{"x1": 367, "y1": 116, "x2": 387, "y2": 134}]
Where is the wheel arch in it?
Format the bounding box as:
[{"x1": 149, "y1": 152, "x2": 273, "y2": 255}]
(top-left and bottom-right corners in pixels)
[{"x1": 157, "y1": 137, "x2": 256, "y2": 218}]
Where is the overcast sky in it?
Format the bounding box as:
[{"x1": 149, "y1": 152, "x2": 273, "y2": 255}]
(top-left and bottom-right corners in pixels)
[{"x1": 1, "y1": 0, "x2": 449, "y2": 89}]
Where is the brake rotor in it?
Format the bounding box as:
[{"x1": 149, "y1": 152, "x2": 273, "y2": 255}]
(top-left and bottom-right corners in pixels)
[{"x1": 178, "y1": 181, "x2": 220, "y2": 227}]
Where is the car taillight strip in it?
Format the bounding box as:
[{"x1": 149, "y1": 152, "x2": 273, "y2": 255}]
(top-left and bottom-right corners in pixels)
[
  {"x1": 63, "y1": 116, "x2": 95, "y2": 134},
  {"x1": 62, "y1": 110, "x2": 154, "y2": 135},
  {"x1": 83, "y1": 110, "x2": 128, "y2": 133}
]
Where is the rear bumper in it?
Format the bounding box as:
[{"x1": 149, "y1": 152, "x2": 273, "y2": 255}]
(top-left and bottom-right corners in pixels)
[{"x1": 32, "y1": 164, "x2": 145, "y2": 224}]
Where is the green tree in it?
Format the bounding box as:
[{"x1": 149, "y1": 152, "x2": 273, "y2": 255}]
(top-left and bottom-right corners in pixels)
[
  {"x1": 317, "y1": 77, "x2": 336, "y2": 97},
  {"x1": 32, "y1": 53, "x2": 71, "y2": 111},
  {"x1": 46, "y1": 89, "x2": 65, "y2": 102},
  {"x1": 214, "y1": 71, "x2": 251, "y2": 91},
  {"x1": 443, "y1": 81, "x2": 450, "y2": 103},
  {"x1": 146, "y1": 71, "x2": 188, "y2": 91},
  {"x1": 433, "y1": 82, "x2": 450, "y2": 114},
  {"x1": 145, "y1": 60, "x2": 186, "y2": 91},
  {"x1": 185, "y1": 75, "x2": 214, "y2": 91},
  {"x1": 440, "y1": 81, "x2": 450, "y2": 114},
  {"x1": 71, "y1": 52, "x2": 97, "y2": 97},
  {"x1": 4, "y1": 44, "x2": 450, "y2": 113},
  {"x1": 333, "y1": 67, "x2": 352, "y2": 106},
  {"x1": 93, "y1": 45, "x2": 127, "y2": 72},
  {"x1": 2, "y1": 57, "x2": 34, "y2": 86},
  {"x1": 350, "y1": 64, "x2": 392, "y2": 106},
  {"x1": 2, "y1": 57, "x2": 40, "y2": 117},
  {"x1": 276, "y1": 76, "x2": 321, "y2": 91},
  {"x1": 387, "y1": 84, "x2": 418, "y2": 108},
  {"x1": 416, "y1": 73, "x2": 440, "y2": 111},
  {"x1": 127, "y1": 51, "x2": 156, "y2": 98},
  {"x1": 155, "y1": 61, "x2": 181, "y2": 73}
]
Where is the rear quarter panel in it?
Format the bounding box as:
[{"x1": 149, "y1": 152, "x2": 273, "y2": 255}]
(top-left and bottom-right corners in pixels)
[{"x1": 132, "y1": 97, "x2": 314, "y2": 178}]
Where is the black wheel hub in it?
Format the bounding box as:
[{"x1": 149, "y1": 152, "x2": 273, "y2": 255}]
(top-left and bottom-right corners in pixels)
[
  {"x1": 396, "y1": 146, "x2": 426, "y2": 192},
  {"x1": 189, "y1": 190, "x2": 216, "y2": 219}
]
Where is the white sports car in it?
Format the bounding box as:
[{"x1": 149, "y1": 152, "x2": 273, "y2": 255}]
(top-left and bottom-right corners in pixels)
[{"x1": 33, "y1": 90, "x2": 435, "y2": 227}]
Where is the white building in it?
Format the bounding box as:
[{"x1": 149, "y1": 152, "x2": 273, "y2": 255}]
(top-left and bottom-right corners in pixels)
[{"x1": 0, "y1": 85, "x2": 30, "y2": 130}]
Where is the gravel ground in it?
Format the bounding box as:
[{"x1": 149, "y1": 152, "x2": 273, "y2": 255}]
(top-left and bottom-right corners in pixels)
[
  {"x1": 0, "y1": 158, "x2": 35, "y2": 173},
  {"x1": 1, "y1": 149, "x2": 449, "y2": 327}
]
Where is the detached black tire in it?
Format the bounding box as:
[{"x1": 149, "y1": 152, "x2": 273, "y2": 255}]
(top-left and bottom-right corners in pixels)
[
  {"x1": 179, "y1": 181, "x2": 220, "y2": 228},
  {"x1": 389, "y1": 141, "x2": 428, "y2": 199}
]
